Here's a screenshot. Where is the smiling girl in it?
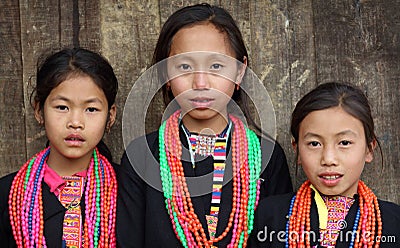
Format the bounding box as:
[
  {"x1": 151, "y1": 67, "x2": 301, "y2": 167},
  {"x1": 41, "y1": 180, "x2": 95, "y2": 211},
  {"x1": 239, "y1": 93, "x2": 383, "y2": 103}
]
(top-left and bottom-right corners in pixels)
[
  {"x1": 249, "y1": 82, "x2": 400, "y2": 247},
  {"x1": 0, "y1": 48, "x2": 119, "y2": 247}
]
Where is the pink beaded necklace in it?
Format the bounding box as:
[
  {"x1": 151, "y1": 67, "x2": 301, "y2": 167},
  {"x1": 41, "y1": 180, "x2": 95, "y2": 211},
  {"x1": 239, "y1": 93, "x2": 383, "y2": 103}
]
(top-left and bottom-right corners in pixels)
[
  {"x1": 159, "y1": 110, "x2": 262, "y2": 247},
  {"x1": 8, "y1": 147, "x2": 117, "y2": 247}
]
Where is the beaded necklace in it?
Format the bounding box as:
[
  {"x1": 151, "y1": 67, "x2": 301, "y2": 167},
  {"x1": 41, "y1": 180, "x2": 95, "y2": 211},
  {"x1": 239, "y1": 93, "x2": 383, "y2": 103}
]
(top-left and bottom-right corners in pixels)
[
  {"x1": 159, "y1": 110, "x2": 262, "y2": 248},
  {"x1": 285, "y1": 180, "x2": 382, "y2": 248},
  {"x1": 8, "y1": 147, "x2": 117, "y2": 248}
]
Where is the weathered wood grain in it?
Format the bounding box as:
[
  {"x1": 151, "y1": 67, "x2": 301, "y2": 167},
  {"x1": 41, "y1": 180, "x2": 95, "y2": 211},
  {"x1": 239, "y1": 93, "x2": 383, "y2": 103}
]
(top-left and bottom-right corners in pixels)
[
  {"x1": 0, "y1": 1, "x2": 26, "y2": 176},
  {"x1": 312, "y1": 0, "x2": 400, "y2": 204},
  {"x1": 0, "y1": 0, "x2": 398, "y2": 204}
]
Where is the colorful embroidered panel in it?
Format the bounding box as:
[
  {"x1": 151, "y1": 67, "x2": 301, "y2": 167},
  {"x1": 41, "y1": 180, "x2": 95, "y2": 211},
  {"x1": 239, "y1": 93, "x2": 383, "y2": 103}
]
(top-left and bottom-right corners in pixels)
[
  {"x1": 58, "y1": 176, "x2": 85, "y2": 248},
  {"x1": 319, "y1": 195, "x2": 355, "y2": 247},
  {"x1": 189, "y1": 132, "x2": 228, "y2": 239}
]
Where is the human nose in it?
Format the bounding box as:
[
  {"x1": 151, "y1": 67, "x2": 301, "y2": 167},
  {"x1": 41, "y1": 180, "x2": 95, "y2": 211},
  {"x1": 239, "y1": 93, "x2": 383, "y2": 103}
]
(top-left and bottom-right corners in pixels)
[
  {"x1": 192, "y1": 72, "x2": 209, "y2": 89},
  {"x1": 321, "y1": 145, "x2": 337, "y2": 166},
  {"x1": 67, "y1": 111, "x2": 84, "y2": 130}
]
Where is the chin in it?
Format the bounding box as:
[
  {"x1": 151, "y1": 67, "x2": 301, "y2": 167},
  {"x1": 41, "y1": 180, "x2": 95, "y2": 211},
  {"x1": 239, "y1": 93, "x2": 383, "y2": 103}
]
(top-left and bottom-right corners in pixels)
[{"x1": 188, "y1": 109, "x2": 218, "y2": 119}]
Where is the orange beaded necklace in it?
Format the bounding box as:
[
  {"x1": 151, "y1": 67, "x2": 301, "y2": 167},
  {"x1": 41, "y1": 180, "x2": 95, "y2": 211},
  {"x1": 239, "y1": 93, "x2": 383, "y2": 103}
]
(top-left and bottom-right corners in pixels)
[
  {"x1": 286, "y1": 180, "x2": 382, "y2": 248},
  {"x1": 159, "y1": 110, "x2": 262, "y2": 247}
]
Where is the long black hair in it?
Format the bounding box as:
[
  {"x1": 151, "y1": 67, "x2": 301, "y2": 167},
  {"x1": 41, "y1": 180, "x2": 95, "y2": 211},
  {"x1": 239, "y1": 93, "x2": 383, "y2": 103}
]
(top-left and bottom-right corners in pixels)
[
  {"x1": 33, "y1": 47, "x2": 118, "y2": 161},
  {"x1": 152, "y1": 3, "x2": 264, "y2": 134},
  {"x1": 291, "y1": 82, "x2": 382, "y2": 164}
]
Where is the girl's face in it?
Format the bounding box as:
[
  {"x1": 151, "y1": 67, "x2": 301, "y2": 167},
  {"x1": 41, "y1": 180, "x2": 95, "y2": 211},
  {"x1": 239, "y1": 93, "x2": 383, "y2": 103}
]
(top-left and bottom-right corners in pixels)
[
  {"x1": 35, "y1": 75, "x2": 116, "y2": 174},
  {"x1": 167, "y1": 23, "x2": 246, "y2": 133},
  {"x1": 295, "y1": 106, "x2": 374, "y2": 197}
]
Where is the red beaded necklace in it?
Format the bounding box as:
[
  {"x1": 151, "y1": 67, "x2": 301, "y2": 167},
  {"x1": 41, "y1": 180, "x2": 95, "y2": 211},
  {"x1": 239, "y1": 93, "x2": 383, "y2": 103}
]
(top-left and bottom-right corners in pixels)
[
  {"x1": 8, "y1": 147, "x2": 118, "y2": 247},
  {"x1": 286, "y1": 180, "x2": 382, "y2": 247},
  {"x1": 159, "y1": 110, "x2": 262, "y2": 247}
]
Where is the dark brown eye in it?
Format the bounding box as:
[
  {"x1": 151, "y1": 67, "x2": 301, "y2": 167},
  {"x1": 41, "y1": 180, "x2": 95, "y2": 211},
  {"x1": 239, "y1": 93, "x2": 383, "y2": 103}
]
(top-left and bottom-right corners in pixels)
[
  {"x1": 308, "y1": 141, "x2": 320, "y2": 147},
  {"x1": 340, "y1": 140, "x2": 351, "y2": 146}
]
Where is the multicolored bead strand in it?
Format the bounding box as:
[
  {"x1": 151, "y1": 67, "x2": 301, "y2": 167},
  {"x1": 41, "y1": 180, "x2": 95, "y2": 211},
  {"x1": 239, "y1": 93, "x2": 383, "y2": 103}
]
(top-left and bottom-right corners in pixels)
[
  {"x1": 159, "y1": 110, "x2": 262, "y2": 247},
  {"x1": 9, "y1": 147, "x2": 117, "y2": 248},
  {"x1": 285, "y1": 180, "x2": 382, "y2": 248},
  {"x1": 349, "y1": 208, "x2": 361, "y2": 248},
  {"x1": 285, "y1": 195, "x2": 296, "y2": 248}
]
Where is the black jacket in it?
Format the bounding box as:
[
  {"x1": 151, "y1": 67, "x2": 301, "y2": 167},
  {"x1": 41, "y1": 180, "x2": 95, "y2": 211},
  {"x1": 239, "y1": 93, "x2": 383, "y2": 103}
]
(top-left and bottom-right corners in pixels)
[
  {"x1": 0, "y1": 172, "x2": 69, "y2": 248},
  {"x1": 0, "y1": 163, "x2": 119, "y2": 247},
  {"x1": 116, "y1": 127, "x2": 293, "y2": 248},
  {"x1": 248, "y1": 192, "x2": 400, "y2": 247}
]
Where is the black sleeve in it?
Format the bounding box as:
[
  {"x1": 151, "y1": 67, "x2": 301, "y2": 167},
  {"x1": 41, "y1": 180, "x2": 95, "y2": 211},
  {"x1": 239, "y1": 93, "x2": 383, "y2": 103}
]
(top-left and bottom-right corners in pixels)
[
  {"x1": 0, "y1": 173, "x2": 18, "y2": 247},
  {"x1": 248, "y1": 193, "x2": 294, "y2": 248},
  {"x1": 116, "y1": 132, "x2": 160, "y2": 248},
  {"x1": 378, "y1": 199, "x2": 400, "y2": 246},
  {"x1": 259, "y1": 139, "x2": 293, "y2": 198},
  {"x1": 116, "y1": 150, "x2": 146, "y2": 248}
]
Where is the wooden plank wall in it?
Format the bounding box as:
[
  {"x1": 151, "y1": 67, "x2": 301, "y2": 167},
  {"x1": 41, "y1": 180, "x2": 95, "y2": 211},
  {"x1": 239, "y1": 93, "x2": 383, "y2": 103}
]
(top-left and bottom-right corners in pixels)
[{"x1": 0, "y1": 0, "x2": 399, "y2": 204}]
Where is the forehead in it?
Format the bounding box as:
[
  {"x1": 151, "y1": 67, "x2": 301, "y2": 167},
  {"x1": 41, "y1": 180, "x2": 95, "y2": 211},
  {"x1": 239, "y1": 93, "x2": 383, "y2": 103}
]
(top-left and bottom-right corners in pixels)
[
  {"x1": 169, "y1": 23, "x2": 235, "y2": 57},
  {"x1": 299, "y1": 107, "x2": 365, "y2": 136},
  {"x1": 48, "y1": 75, "x2": 107, "y2": 101}
]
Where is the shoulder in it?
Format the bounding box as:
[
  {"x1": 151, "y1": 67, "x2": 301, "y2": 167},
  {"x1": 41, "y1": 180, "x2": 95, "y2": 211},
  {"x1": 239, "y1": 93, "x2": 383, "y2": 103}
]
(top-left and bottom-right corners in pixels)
[
  {"x1": 110, "y1": 161, "x2": 120, "y2": 173},
  {"x1": 0, "y1": 172, "x2": 17, "y2": 190},
  {"x1": 251, "y1": 192, "x2": 296, "y2": 245},
  {"x1": 378, "y1": 199, "x2": 400, "y2": 222},
  {"x1": 0, "y1": 172, "x2": 18, "y2": 208},
  {"x1": 257, "y1": 136, "x2": 293, "y2": 195},
  {"x1": 257, "y1": 192, "x2": 295, "y2": 214},
  {"x1": 254, "y1": 192, "x2": 295, "y2": 227},
  {"x1": 119, "y1": 130, "x2": 161, "y2": 184},
  {"x1": 259, "y1": 135, "x2": 286, "y2": 160},
  {"x1": 378, "y1": 199, "x2": 400, "y2": 239},
  {"x1": 123, "y1": 130, "x2": 159, "y2": 157}
]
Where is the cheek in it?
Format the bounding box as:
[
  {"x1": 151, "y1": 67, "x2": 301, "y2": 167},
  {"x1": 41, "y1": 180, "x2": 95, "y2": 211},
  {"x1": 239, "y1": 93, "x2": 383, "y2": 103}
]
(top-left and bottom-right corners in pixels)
[
  {"x1": 44, "y1": 119, "x2": 61, "y2": 133},
  {"x1": 170, "y1": 80, "x2": 187, "y2": 96},
  {"x1": 297, "y1": 146, "x2": 308, "y2": 164},
  {"x1": 297, "y1": 148, "x2": 319, "y2": 169},
  {"x1": 215, "y1": 82, "x2": 235, "y2": 97},
  {"x1": 87, "y1": 123, "x2": 107, "y2": 141}
]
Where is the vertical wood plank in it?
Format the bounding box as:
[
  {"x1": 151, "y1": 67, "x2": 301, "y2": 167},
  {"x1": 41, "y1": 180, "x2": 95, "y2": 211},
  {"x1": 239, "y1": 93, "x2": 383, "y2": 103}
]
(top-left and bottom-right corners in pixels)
[
  {"x1": 18, "y1": 0, "x2": 102, "y2": 164},
  {"x1": 219, "y1": 1, "x2": 251, "y2": 55},
  {"x1": 286, "y1": 0, "x2": 317, "y2": 187},
  {"x1": 158, "y1": 0, "x2": 220, "y2": 24},
  {"x1": 99, "y1": 0, "x2": 161, "y2": 161},
  {"x1": 77, "y1": 0, "x2": 101, "y2": 49},
  {"x1": 19, "y1": 0, "x2": 72, "y2": 162},
  {"x1": 0, "y1": 1, "x2": 26, "y2": 175},
  {"x1": 0, "y1": 0, "x2": 398, "y2": 205},
  {"x1": 248, "y1": 0, "x2": 299, "y2": 180},
  {"x1": 312, "y1": 0, "x2": 400, "y2": 203}
]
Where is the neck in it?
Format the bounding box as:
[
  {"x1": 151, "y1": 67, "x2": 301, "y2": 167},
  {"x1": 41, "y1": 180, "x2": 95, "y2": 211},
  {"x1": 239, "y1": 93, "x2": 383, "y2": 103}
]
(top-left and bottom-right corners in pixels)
[
  {"x1": 46, "y1": 150, "x2": 92, "y2": 177},
  {"x1": 181, "y1": 113, "x2": 229, "y2": 134}
]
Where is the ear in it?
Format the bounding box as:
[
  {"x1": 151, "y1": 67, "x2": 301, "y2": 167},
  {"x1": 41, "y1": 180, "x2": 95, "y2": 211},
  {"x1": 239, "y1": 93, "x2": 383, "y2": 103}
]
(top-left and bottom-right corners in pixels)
[
  {"x1": 291, "y1": 137, "x2": 297, "y2": 151},
  {"x1": 34, "y1": 101, "x2": 44, "y2": 125},
  {"x1": 291, "y1": 138, "x2": 301, "y2": 165},
  {"x1": 365, "y1": 139, "x2": 377, "y2": 163},
  {"x1": 235, "y1": 56, "x2": 247, "y2": 88},
  {"x1": 107, "y1": 104, "x2": 117, "y2": 129}
]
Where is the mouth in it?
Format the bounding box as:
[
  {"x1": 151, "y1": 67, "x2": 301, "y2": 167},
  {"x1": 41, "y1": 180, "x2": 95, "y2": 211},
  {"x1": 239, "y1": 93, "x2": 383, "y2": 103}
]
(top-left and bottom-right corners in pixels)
[
  {"x1": 318, "y1": 173, "x2": 343, "y2": 186},
  {"x1": 319, "y1": 175, "x2": 342, "y2": 180},
  {"x1": 189, "y1": 97, "x2": 215, "y2": 109},
  {"x1": 190, "y1": 97, "x2": 214, "y2": 102},
  {"x1": 65, "y1": 136, "x2": 84, "y2": 141},
  {"x1": 65, "y1": 135, "x2": 85, "y2": 145}
]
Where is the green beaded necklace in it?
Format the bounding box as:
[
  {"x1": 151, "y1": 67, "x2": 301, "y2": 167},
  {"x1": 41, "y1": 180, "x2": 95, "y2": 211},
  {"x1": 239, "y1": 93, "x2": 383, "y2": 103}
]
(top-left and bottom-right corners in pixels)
[{"x1": 158, "y1": 110, "x2": 262, "y2": 247}]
